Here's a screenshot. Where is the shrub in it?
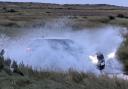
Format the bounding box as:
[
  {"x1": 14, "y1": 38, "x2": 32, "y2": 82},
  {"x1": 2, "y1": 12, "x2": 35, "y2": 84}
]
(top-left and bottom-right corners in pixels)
[
  {"x1": 2, "y1": 7, "x2": 7, "y2": 10},
  {"x1": 83, "y1": 16, "x2": 87, "y2": 19},
  {"x1": 3, "y1": 22, "x2": 19, "y2": 27},
  {"x1": 46, "y1": 11, "x2": 51, "y2": 13},
  {"x1": 108, "y1": 16, "x2": 115, "y2": 20},
  {"x1": 7, "y1": 9, "x2": 17, "y2": 12},
  {"x1": 3, "y1": 8, "x2": 17, "y2": 13},
  {"x1": 117, "y1": 14, "x2": 125, "y2": 18},
  {"x1": 67, "y1": 7, "x2": 73, "y2": 10},
  {"x1": 117, "y1": 37, "x2": 128, "y2": 72}
]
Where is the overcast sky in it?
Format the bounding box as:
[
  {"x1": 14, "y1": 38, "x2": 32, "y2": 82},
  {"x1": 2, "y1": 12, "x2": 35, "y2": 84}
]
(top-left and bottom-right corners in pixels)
[{"x1": 0, "y1": 0, "x2": 128, "y2": 7}]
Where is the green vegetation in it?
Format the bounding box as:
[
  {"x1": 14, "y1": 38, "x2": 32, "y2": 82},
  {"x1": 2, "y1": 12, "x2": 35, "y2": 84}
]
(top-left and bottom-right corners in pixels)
[
  {"x1": 1, "y1": 57, "x2": 128, "y2": 89},
  {"x1": 0, "y1": 2, "x2": 128, "y2": 29},
  {"x1": 1, "y1": 70, "x2": 128, "y2": 89},
  {"x1": 0, "y1": 2, "x2": 128, "y2": 88},
  {"x1": 117, "y1": 37, "x2": 128, "y2": 73}
]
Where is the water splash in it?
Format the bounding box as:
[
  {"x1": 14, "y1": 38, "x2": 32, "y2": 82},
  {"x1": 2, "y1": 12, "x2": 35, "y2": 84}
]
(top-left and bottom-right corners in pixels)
[{"x1": 0, "y1": 21, "x2": 125, "y2": 75}]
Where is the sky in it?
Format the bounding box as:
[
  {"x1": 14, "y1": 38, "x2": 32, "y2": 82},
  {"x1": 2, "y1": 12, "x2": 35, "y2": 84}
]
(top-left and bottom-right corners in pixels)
[{"x1": 0, "y1": 0, "x2": 128, "y2": 7}]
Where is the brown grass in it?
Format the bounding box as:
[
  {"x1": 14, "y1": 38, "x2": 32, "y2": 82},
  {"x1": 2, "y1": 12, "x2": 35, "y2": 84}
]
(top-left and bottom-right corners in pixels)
[{"x1": 0, "y1": 2, "x2": 128, "y2": 29}]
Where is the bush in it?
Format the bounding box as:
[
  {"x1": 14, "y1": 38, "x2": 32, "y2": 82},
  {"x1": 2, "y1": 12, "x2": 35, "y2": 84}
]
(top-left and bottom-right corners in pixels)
[
  {"x1": 46, "y1": 11, "x2": 51, "y2": 13},
  {"x1": 117, "y1": 14, "x2": 125, "y2": 18},
  {"x1": 3, "y1": 22, "x2": 19, "y2": 27},
  {"x1": 7, "y1": 9, "x2": 17, "y2": 12},
  {"x1": 67, "y1": 7, "x2": 73, "y2": 10},
  {"x1": 108, "y1": 16, "x2": 115, "y2": 20},
  {"x1": 82, "y1": 16, "x2": 87, "y2": 19},
  {"x1": 3, "y1": 8, "x2": 17, "y2": 13},
  {"x1": 2, "y1": 7, "x2": 7, "y2": 10},
  {"x1": 117, "y1": 37, "x2": 128, "y2": 72}
]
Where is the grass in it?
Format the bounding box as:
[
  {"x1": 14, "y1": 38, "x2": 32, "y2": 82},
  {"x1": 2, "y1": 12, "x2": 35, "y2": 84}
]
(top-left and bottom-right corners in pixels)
[
  {"x1": 0, "y1": 56, "x2": 128, "y2": 89},
  {"x1": 0, "y1": 2, "x2": 128, "y2": 89},
  {"x1": 109, "y1": 18, "x2": 128, "y2": 27},
  {"x1": 0, "y1": 2, "x2": 127, "y2": 29},
  {"x1": 1, "y1": 66, "x2": 128, "y2": 89},
  {"x1": 117, "y1": 37, "x2": 128, "y2": 73}
]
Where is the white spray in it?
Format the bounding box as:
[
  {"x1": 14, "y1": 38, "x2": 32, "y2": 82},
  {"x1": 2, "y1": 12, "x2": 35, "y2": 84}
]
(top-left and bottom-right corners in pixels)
[{"x1": 0, "y1": 19, "x2": 125, "y2": 75}]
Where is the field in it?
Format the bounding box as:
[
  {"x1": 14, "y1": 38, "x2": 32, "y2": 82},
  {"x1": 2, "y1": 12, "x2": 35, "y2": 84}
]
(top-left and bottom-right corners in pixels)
[
  {"x1": 0, "y1": 1, "x2": 128, "y2": 89},
  {"x1": 0, "y1": 2, "x2": 128, "y2": 29}
]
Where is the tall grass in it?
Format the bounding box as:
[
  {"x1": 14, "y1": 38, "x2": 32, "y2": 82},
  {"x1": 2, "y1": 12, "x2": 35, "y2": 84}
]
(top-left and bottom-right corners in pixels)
[
  {"x1": 117, "y1": 37, "x2": 128, "y2": 73},
  {"x1": 0, "y1": 55, "x2": 128, "y2": 89}
]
